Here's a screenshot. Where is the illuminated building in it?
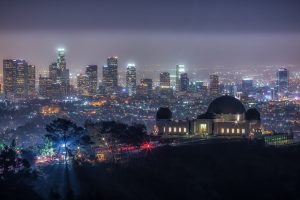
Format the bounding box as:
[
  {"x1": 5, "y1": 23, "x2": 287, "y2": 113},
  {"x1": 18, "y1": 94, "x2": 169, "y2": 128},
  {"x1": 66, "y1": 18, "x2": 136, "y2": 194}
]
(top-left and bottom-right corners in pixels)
[
  {"x1": 103, "y1": 57, "x2": 118, "y2": 94},
  {"x1": 3, "y1": 59, "x2": 36, "y2": 99},
  {"x1": 86, "y1": 65, "x2": 98, "y2": 96},
  {"x1": 137, "y1": 78, "x2": 152, "y2": 96},
  {"x1": 242, "y1": 78, "x2": 254, "y2": 96},
  {"x1": 39, "y1": 76, "x2": 53, "y2": 97},
  {"x1": 180, "y1": 73, "x2": 189, "y2": 92},
  {"x1": 27, "y1": 65, "x2": 36, "y2": 97},
  {"x1": 45, "y1": 48, "x2": 70, "y2": 97},
  {"x1": 57, "y1": 48, "x2": 66, "y2": 71},
  {"x1": 209, "y1": 74, "x2": 219, "y2": 97},
  {"x1": 56, "y1": 48, "x2": 70, "y2": 96},
  {"x1": 155, "y1": 107, "x2": 189, "y2": 135},
  {"x1": 160, "y1": 72, "x2": 171, "y2": 89},
  {"x1": 77, "y1": 74, "x2": 89, "y2": 96},
  {"x1": 49, "y1": 62, "x2": 59, "y2": 82},
  {"x1": 3, "y1": 59, "x2": 16, "y2": 98},
  {"x1": 189, "y1": 81, "x2": 207, "y2": 95},
  {"x1": 276, "y1": 67, "x2": 289, "y2": 98},
  {"x1": 126, "y1": 63, "x2": 137, "y2": 96},
  {"x1": 155, "y1": 95, "x2": 262, "y2": 137},
  {"x1": 40, "y1": 105, "x2": 61, "y2": 115},
  {"x1": 176, "y1": 64, "x2": 185, "y2": 92}
]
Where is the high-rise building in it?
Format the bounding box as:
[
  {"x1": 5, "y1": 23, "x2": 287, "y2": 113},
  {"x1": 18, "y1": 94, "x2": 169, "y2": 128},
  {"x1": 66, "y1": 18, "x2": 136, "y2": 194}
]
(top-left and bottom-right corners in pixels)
[
  {"x1": 103, "y1": 57, "x2": 118, "y2": 94},
  {"x1": 137, "y1": 78, "x2": 153, "y2": 96},
  {"x1": 209, "y1": 74, "x2": 219, "y2": 97},
  {"x1": 57, "y1": 48, "x2": 66, "y2": 72},
  {"x1": 126, "y1": 63, "x2": 137, "y2": 96},
  {"x1": 86, "y1": 65, "x2": 98, "y2": 96},
  {"x1": 77, "y1": 74, "x2": 89, "y2": 96},
  {"x1": 39, "y1": 76, "x2": 53, "y2": 97},
  {"x1": 160, "y1": 72, "x2": 170, "y2": 89},
  {"x1": 3, "y1": 59, "x2": 16, "y2": 98},
  {"x1": 276, "y1": 67, "x2": 289, "y2": 97},
  {"x1": 49, "y1": 62, "x2": 59, "y2": 82},
  {"x1": 3, "y1": 59, "x2": 36, "y2": 99},
  {"x1": 242, "y1": 78, "x2": 254, "y2": 95},
  {"x1": 27, "y1": 65, "x2": 36, "y2": 97},
  {"x1": 176, "y1": 64, "x2": 185, "y2": 92},
  {"x1": 45, "y1": 48, "x2": 70, "y2": 97},
  {"x1": 180, "y1": 73, "x2": 189, "y2": 92},
  {"x1": 57, "y1": 49, "x2": 69, "y2": 95}
]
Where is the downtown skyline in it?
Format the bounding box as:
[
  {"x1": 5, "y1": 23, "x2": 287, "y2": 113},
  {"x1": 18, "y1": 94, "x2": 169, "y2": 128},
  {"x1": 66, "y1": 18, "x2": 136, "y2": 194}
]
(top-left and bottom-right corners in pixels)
[{"x1": 1, "y1": 0, "x2": 300, "y2": 72}]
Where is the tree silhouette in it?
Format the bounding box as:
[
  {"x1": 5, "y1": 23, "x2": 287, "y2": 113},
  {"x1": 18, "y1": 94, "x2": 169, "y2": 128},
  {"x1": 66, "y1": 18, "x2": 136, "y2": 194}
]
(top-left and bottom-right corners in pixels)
[
  {"x1": 45, "y1": 118, "x2": 84, "y2": 162},
  {"x1": 0, "y1": 140, "x2": 31, "y2": 179}
]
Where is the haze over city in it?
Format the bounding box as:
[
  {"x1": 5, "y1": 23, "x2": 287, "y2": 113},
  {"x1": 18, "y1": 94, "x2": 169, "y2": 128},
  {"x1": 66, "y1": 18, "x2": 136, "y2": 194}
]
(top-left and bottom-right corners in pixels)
[
  {"x1": 1, "y1": 0, "x2": 300, "y2": 72},
  {"x1": 1, "y1": 1, "x2": 300, "y2": 200}
]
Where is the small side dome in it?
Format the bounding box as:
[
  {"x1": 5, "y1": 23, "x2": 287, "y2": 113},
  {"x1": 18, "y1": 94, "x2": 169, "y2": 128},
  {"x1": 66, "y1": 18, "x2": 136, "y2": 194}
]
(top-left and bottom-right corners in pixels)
[
  {"x1": 245, "y1": 108, "x2": 261, "y2": 121},
  {"x1": 156, "y1": 107, "x2": 172, "y2": 120}
]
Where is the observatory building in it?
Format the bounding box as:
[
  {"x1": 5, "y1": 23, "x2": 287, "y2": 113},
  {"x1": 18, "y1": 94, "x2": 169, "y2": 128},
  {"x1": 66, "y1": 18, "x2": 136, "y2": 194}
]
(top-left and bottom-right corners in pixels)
[{"x1": 155, "y1": 95, "x2": 261, "y2": 137}]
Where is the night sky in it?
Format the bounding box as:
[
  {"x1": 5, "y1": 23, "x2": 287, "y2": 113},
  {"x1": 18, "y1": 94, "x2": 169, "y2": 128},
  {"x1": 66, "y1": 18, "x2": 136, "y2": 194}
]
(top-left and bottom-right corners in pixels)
[{"x1": 1, "y1": 0, "x2": 300, "y2": 72}]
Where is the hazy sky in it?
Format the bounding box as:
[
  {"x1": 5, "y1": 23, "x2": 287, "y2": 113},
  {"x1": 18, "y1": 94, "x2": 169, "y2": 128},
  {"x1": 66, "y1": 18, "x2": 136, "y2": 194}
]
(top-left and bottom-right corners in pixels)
[{"x1": 1, "y1": 0, "x2": 300, "y2": 72}]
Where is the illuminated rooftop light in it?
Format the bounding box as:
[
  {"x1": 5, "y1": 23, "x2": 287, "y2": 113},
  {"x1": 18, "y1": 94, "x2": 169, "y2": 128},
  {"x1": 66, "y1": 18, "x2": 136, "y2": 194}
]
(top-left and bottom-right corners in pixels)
[
  {"x1": 243, "y1": 77, "x2": 253, "y2": 81},
  {"x1": 127, "y1": 63, "x2": 136, "y2": 68}
]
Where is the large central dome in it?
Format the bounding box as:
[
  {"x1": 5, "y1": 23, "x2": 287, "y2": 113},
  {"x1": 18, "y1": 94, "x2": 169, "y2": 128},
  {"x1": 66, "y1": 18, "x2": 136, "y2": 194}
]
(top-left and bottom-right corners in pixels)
[{"x1": 207, "y1": 96, "x2": 246, "y2": 114}]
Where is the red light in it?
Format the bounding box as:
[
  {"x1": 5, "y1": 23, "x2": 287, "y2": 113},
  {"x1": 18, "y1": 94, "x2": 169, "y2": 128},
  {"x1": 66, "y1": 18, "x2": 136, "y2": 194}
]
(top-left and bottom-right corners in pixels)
[{"x1": 140, "y1": 142, "x2": 153, "y2": 150}]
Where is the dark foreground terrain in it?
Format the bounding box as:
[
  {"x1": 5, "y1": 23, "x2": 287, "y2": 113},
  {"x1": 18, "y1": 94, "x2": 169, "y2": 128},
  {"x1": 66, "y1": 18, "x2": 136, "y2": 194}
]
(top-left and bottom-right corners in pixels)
[{"x1": 2, "y1": 140, "x2": 300, "y2": 200}]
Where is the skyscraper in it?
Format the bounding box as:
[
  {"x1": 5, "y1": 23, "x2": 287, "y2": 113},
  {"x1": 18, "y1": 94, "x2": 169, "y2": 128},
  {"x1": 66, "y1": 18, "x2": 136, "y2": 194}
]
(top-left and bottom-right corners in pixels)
[
  {"x1": 3, "y1": 59, "x2": 36, "y2": 99},
  {"x1": 103, "y1": 57, "x2": 118, "y2": 94},
  {"x1": 49, "y1": 62, "x2": 59, "y2": 82},
  {"x1": 57, "y1": 48, "x2": 66, "y2": 72},
  {"x1": 57, "y1": 48, "x2": 70, "y2": 95},
  {"x1": 27, "y1": 65, "x2": 36, "y2": 97},
  {"x1": 209, "y1": 74, "x2": 219, "y2": 97},
  {"x1": 86, "y1": 65, "x2": 98, "y2": 96},
  {"x1": 160, "y1": 72, "x2": 170, "y2": 89},
  {"x1": 180, "y1": 73, "x2": 189, "y2": 92},
  {"x1": 77, "y1": 74, "x2": 89, "y2": 96},
  {"x1": 176, "y1": 64, "x2": 185, "y2": 92},
  {"x1": 45, "y1": 48, "x2": 70, "y2": 97},
  {"x1": 276, "y1": 67, "x2": 289, "y2": 97},
  {"x1": 137, "y1": 78, "x2": 153, "y2": 96},
  {"x1": 242, "y1": 78, "x2": 254, "y2": 95},
  {"x1": 39, "y1": 76, "x2": 53, "y2": 97},
  {"x1": 3, "y1": 59, "x2": 16, "y2": 98},
  {"x1": 126, "y1": 63, "x2": 137, "y2": 96}
]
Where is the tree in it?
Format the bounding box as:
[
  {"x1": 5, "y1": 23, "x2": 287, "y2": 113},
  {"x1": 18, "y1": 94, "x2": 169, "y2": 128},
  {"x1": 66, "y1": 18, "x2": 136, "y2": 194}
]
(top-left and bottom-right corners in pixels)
[
  {"x1": 0, "y1": 140, "x2": 31, "y2": 179},
  {"x1": 86, "y1": 120, "x2": 148, "y2": 162},
  {"x1": 45, "y1": 118, "x2": 84, "y2": 162},
  {"x1": 40, "y1": 138, "x2": 55, "y2": 157}
]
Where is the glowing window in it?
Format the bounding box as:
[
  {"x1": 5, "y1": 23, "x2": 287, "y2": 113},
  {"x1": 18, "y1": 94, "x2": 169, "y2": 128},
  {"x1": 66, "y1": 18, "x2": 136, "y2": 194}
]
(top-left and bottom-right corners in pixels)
[
  {"x1": 237, "y1": 129, "x2": 240, "y2": 134},
  {"x1": 174, "y1": 127, "x2": 177, "y2": 132},
  {"x1": 200, "y1": 124, "x2": 207, "y2": 133},
  {"x1": 183, "y1": 127, "x2": 187, "y2": 132},
  {"x1": 168, "y1": 127, "x2": 172, "y2": 132},
  {"x1": 232, "y1": 128, "x2": 235, "y2": 133},
  {"x1": 163, "y1": 127, "x2": 166, "y2": 133},
  {"x1": 242, "y1": 129, "x2": 245, "y2": 134},
  {"x1": 221, "y1": 128, "x2": 224, "y2": 134},
  {"x1": 179, "y1": 127, "x2": 182, "y2": 132},
  {"x1": 226, "y1": 128, "x2": 230, "y2": 133}
]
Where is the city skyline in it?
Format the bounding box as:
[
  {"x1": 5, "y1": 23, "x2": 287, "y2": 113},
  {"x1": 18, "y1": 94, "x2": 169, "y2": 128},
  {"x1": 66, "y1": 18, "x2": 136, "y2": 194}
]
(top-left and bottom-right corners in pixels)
[
  {"x1": 1, "y1": 1, "x2": 300, "y2": 199},
  {"x1": 1, "y1": 0, "x2": 300, "y2": 71}
]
